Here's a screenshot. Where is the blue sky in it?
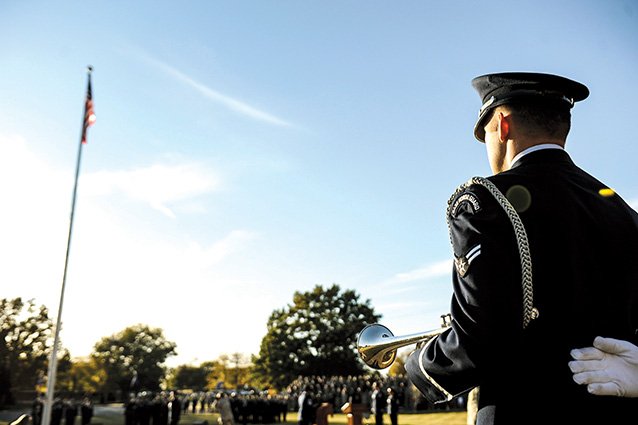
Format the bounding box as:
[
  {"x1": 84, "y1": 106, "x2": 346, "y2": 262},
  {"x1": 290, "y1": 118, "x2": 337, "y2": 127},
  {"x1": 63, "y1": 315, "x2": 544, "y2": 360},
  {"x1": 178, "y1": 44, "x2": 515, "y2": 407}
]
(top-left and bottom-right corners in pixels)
[{"x1": 1, "y1": 1, "x2": 637, "y2": 367}]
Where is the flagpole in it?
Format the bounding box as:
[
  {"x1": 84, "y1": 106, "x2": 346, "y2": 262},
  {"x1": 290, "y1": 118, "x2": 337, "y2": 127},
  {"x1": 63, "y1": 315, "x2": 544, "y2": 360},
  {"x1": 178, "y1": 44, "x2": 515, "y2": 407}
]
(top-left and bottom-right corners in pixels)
[{"x1": 41, "y1": 66, "x2": 94, "y2": 425}]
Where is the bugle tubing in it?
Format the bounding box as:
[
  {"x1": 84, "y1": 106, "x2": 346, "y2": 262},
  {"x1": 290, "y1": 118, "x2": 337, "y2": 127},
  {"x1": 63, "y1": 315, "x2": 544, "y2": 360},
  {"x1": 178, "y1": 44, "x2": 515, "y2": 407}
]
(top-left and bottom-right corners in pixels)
[{"x1": 357, "y1": 314, "x2": 451, "y2": 369}]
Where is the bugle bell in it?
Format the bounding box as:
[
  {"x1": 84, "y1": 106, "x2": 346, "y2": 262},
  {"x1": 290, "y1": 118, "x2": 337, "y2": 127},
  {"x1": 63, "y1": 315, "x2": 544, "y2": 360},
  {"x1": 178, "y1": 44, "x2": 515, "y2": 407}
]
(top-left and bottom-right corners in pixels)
[{"x1": 357, "y1": 314, "x2": 452, "y2": 369}]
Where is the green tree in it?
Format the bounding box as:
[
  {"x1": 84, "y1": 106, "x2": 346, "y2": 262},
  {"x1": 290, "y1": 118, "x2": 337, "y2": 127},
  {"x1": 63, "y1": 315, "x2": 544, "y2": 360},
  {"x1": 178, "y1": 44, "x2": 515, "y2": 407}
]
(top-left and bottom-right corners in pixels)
[
  {"x1": 217, "y1": 353, "x2": 252, "y2": 389},
  {"x1": 91, "y1": 324, "x2": 177, "y2": 398},
  {"x1": 252, "y1": 284, "x2": 380, "y2": 389},
  {"x1": 167, "y1": 355, "x2": 254, "y2": 392},
  {"x1": 168, "y1": 364, "x2": 211, "y2": 391},
  {"x1": 201, "y1": 360, "x2": 221, "y2": 390},
  {"x1": 51, "y1": 349, "x2": 73, "y2": 391},
  {"x1": 64, "y1": 357, "x2": 106, "y2": 395},
  {"x1": 0, "y1": 298, "x2": 53, "y2": 407}
]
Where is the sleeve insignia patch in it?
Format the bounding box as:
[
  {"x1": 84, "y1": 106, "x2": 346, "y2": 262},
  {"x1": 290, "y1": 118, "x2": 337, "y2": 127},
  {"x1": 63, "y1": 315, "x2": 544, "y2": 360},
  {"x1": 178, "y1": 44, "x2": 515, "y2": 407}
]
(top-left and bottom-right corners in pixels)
[
  {"x1": 451, "y1": 192, "x2": 481, "y2": 217},
  {"x1": 454, "y1": 256, "x2": 470, "y2": 277},
  {"x1": 454, "y1": 244, "x2": 481, "y2": 277}
]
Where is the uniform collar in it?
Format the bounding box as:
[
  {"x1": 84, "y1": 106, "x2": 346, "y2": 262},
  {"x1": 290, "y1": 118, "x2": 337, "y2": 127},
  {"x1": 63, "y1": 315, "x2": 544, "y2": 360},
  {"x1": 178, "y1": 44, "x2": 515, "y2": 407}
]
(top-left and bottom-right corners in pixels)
[{"x1": 511, "y1": 144, "x2": 564, "y2": 168}]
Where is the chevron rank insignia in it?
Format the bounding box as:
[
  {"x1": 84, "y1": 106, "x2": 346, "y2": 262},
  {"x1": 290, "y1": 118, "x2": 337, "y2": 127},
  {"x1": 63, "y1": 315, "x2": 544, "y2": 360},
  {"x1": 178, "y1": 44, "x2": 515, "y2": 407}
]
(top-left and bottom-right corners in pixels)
[{"x1": 454, "y1": 244, "x2": 481, "y2": 277}]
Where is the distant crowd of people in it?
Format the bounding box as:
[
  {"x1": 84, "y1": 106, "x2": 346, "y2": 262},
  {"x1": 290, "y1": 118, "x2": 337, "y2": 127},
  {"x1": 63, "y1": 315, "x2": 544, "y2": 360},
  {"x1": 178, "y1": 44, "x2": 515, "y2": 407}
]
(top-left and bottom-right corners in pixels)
[
  {"x1": 121, "y1": 374, "x2": 436, "y2": 425},
  {"x1": 285, "y1": 374, "x2": 453, "y2": 425},
  {"x1": 28, "y1": 373, "x2": 468, "y2": 425},
  {"x1": 118, "y1": 374, "x2": 465, "y2": 425},
  {"x1": 31, "y1": 394, "x2": 93, "y2": 425},
  {"x1": 282, "y1": 374, "x2": 463, "y2": 414},
  {"x1": 284, "y1": 375, "x2": 410, "y2": 412},
  {"x1": 123, "y1": 389, "x2": 289, "y2": 425}
]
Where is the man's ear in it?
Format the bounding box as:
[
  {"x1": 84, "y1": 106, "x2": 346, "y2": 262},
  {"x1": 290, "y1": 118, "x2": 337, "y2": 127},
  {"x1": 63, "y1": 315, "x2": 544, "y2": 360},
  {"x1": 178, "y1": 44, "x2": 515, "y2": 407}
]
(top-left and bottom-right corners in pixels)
[{"x1": 497, "y1": 112, "x2": 510, "y2": 142}]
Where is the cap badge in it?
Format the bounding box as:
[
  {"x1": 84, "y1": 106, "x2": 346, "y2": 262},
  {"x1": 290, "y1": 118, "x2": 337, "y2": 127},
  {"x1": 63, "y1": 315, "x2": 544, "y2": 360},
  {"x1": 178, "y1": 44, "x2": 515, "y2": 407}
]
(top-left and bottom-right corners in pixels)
[{"x1": 478, "y1": 96, "x2": 496, "y2": 117}]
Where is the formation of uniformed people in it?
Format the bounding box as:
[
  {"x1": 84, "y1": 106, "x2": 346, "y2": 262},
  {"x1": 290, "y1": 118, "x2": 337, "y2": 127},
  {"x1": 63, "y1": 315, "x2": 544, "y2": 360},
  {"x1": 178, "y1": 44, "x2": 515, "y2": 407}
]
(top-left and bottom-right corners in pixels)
[
  {"x1": 30, "y1": 373, "x2": 462, "y2": 425},
  {"x1": 31, "y1": 396, "x2": 93, "y2": 425},
  {"x1": 124, "y1": 390, "x2": 288, "y2": 425},
  {"x1": 282, "y1": 374, "x2": 460, "y2": 418},
  {"x1": 226, "y1": 391, "x2": 288, "y2": 425},
  {"x1": 124, "y1": 391, "x2": 176, "y2": 425}
]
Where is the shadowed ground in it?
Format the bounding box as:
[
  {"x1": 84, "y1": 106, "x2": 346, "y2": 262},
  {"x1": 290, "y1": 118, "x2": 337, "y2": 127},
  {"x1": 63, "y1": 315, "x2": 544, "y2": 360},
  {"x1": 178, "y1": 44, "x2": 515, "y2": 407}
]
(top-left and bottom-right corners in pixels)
[{"x1": 0, "y1": 404, "x2": 467, "y2": 425}]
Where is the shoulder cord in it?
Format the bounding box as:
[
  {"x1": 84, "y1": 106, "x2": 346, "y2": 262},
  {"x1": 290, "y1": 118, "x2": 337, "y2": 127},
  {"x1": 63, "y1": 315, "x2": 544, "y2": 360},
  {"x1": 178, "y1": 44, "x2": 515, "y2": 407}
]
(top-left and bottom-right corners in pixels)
[{"x1": 446, "y1": 177, "x2": 539, "y2": 329}]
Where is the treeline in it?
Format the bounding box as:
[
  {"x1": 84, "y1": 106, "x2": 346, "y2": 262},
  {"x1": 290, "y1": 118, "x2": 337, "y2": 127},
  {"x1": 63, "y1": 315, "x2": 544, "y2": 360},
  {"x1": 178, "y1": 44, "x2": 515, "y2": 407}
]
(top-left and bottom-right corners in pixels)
[{"x1": 1, "y1": 284, "x2": 385, "y2": 407}]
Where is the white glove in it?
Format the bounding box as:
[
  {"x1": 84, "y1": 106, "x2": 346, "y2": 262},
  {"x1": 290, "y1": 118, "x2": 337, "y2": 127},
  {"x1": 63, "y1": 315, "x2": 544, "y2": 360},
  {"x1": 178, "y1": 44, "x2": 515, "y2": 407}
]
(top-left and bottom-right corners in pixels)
[
  {"x1": 9, "y1": 414, "x2": 29, "y2": 425},
  {"x1": 569, "y1": 336, "x2": 638, "y2": 397}
]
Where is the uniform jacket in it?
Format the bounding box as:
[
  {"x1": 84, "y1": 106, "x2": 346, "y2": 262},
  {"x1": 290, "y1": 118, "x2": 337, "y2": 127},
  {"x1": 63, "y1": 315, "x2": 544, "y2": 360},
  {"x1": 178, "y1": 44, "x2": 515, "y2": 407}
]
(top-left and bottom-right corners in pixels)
[
  {"x1": 370, "y1": 389, "x2": 386, "y2": 415},
  {"x1": 214, "y1": 397, "x2": 234, "y2": 422},
  {"x1": 297, "y1": 391, "x2": 315, "y2": 424},
  {"x1": 405, "y1": 148, "x2": 638, "y2": 424},
  {"x1": 386, "y1": 394, "x2": 399, "y2": 417}
]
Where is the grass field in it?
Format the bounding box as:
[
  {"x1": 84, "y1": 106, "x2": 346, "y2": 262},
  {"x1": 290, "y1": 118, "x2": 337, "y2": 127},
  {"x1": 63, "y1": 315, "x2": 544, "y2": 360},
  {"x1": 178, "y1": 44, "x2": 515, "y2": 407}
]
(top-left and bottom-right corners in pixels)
[{"x1": 0, "y1": 405, "x2": 467, "y2": 425}]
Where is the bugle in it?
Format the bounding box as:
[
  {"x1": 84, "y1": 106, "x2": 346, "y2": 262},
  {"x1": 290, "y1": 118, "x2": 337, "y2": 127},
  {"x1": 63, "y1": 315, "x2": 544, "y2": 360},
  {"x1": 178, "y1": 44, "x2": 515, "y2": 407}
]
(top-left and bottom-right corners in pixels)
[{"x1": 357, "y1": 314, "x2": 452, "y2": 369}]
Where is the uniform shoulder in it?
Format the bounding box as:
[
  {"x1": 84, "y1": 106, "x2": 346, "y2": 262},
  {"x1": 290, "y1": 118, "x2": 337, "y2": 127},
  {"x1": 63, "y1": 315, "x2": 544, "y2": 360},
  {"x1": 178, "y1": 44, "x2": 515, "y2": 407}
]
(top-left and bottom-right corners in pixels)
[{"x1": 447, "y1": 177, "x2": 500, "y2": 219}]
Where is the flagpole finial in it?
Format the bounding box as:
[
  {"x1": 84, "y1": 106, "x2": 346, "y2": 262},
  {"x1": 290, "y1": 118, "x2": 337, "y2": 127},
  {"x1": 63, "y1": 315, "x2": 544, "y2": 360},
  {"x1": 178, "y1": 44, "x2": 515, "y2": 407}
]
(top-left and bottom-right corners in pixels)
[{"x1": 87, "y1": 65, "x2": 93, "y2": 73}]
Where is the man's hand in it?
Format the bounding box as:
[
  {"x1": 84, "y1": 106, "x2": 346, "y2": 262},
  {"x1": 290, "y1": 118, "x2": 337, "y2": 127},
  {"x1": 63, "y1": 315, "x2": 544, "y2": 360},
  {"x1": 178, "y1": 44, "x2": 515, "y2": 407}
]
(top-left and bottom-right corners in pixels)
[
  {"x1": 569, "y1": 336, "x2": 638, "y2": 397},
  {"x1": 9, "y1": 414, "x2": 29, "y2": 425}
]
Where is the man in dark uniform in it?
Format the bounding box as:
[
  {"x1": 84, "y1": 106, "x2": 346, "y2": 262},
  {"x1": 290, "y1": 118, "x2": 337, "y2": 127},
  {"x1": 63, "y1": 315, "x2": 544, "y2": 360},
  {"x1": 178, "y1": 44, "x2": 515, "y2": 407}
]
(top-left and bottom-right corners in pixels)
[
  {"x1": 51, "y1": 398, "x2": 64, "y2": 425},
  {"x1": 385, "y1": 388, "x2": 399, "y2": 425},
  {"x1": 369, "y1": 382, "x2": 385, "y2": 425},
  {"x1": 297, "y1": 386, "x2": 315, "y2": 425},
  {"x1": 404, "y1": 72, "x2": 638, "y2": 424},
  {"x1": 31, "y1": 394, "x2": 44, "y2": 425},
  {"x1": 80, "y1": 396, "x2": 93, "y2": 425},
  {"x1": 169, "y1": 391, "x2": 181, "y2": 425},
  {"x1": 64, "y1": 399, "x2": 78, "y2": 425}
]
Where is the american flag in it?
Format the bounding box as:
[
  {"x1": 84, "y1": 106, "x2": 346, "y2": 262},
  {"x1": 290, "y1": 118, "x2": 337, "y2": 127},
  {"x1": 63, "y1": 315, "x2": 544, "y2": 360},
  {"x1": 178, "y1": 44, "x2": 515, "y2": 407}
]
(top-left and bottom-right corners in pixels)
[{"x1": 81, "y1": 69, "x2": 96, "y2": 144}]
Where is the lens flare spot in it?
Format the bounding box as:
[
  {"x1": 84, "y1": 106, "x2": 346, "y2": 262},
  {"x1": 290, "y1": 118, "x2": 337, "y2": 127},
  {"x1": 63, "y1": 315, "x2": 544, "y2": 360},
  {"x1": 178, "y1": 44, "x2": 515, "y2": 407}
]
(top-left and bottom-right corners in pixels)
[
  {"x1": 506, "y1": 185, "x2": 532, "y2": 213},
  {"x1": 598, "y1": 188, "x2": 616, "y2": 197}
]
